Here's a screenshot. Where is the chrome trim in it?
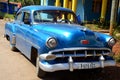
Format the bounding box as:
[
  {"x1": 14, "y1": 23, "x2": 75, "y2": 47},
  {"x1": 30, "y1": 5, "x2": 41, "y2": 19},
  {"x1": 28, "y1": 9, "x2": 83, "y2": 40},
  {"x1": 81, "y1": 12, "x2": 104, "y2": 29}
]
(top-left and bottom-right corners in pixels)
[
  {"x1": 108, "y1": 38, "x2": 116, "y2": 47},
  {"x1": 68, "y1": 56, "x2": 73, "y2": 71},
  {"x1": 46, "y1": 37, "x2": 57, "y2": 48},
  {"x1": 39, "y1": 48, "x2": 114, "y2": 72},
  {"x1": 39, "y1": 60, "x2": 116, "y2": 72},
  {"x1": 99, "y1": 55, "x2": 105, "y2": 68},
  {"x1": 11, "y1": 36, "x2": 16, "y2": 44},
  {"x1": 47, "y1": 47, "x2": 111, "y2": 58},
  {"x1": 49, "y1": 48, "x2": 111, "y2": 53}
]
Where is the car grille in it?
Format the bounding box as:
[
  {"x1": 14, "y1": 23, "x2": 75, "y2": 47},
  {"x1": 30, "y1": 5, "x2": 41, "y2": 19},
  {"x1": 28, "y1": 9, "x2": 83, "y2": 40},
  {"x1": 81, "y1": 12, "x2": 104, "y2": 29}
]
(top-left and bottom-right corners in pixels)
[{"x1": 48, "y1": 48, "x2": 111, "y2": 63}]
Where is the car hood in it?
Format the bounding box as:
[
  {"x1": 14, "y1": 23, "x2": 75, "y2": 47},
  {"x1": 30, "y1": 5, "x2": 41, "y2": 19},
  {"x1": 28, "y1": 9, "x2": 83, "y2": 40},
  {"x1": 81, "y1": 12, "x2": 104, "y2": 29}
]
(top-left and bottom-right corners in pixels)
[{"x1": 34, "y1": 23, "x2": 104, "y2": 48}]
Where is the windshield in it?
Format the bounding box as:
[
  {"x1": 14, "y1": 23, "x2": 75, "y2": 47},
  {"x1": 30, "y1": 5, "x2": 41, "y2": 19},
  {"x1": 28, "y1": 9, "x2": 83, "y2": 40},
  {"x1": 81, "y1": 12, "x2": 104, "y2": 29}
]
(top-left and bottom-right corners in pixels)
[{"x1": 33, "y1": 10, "x2": 78, "y2": 24}]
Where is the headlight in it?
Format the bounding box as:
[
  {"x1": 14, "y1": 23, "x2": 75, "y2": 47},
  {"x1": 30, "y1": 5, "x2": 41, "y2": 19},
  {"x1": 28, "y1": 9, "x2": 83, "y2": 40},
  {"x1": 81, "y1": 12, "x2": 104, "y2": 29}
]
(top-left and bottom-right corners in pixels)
[
  {"x1": 108, "y1": 38, "x2": 116, "y2": 47},
  {"x1": 46, "y1": 37, "x2": 57, "y2": 48}
]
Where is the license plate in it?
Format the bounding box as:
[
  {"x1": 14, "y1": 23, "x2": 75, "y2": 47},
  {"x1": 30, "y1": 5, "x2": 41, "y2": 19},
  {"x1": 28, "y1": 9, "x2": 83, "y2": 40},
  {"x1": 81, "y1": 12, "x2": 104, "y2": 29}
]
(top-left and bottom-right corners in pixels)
[{"x1": 78, "y1": 63, "x2": 96, "y2": 69}]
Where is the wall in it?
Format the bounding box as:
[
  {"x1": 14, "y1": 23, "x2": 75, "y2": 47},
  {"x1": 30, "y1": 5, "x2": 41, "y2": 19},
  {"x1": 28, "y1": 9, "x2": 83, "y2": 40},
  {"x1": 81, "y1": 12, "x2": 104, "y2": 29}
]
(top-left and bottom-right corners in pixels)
[
  {"x1": 40, "y1": 0, "x2": 112, "y2": 23},
  {"x1": 0, "y1": 2, "x2": 19, "y2": 14},
  {"x1": 84, "y1": 0, "x2": 101, "y2": 22}
]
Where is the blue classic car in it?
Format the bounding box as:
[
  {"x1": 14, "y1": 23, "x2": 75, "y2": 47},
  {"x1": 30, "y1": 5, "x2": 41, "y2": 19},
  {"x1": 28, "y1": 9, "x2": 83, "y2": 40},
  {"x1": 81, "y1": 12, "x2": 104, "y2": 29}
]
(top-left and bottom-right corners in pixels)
[{"x1": 4, "y1": 5, "x2": 116, "y2": 77}]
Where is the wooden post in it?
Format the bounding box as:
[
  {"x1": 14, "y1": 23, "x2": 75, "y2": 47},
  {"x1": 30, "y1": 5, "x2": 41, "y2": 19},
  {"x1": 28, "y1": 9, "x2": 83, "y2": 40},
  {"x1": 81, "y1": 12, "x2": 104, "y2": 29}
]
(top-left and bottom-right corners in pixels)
[{"x1": 109, "y1": 0, "x2": 119, "y2": 35}]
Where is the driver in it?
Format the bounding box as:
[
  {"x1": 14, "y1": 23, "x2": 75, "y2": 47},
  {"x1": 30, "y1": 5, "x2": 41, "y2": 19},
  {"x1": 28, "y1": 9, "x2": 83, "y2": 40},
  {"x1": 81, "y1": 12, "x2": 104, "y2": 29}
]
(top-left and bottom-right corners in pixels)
[{"x1": 57, "y1": 13, "x2": 63, "y2": 22}]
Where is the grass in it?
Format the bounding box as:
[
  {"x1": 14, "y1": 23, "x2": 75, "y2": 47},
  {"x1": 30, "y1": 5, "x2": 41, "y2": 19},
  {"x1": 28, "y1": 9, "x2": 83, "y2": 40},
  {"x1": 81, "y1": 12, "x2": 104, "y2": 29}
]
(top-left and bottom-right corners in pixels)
[
  {"x1": 85, "y1": 24, "x2": 101, "y2": 30},
  {"x1": 85, "y1": 23, "x2": 120, "y2": 40},
  {"x1": 0, "y1": 11, "x2": 14, "y2": 19}
]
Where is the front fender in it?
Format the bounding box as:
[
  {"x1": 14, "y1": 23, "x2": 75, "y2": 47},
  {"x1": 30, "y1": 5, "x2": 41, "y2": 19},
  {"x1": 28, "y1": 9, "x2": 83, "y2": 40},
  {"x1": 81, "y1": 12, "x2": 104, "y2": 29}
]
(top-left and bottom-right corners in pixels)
[
  {"x1": 28, "y1": 30, "x2": 54, "y2": 54},
  {"x1": 95, "y1": 32, "x2": 112, "y2": 48},
  {"x1": 5, "y1": 22, "x2": 16, "y2": 44},
  {"x1": 5, "y1": 22, "x2": 16, "y2": 34}
]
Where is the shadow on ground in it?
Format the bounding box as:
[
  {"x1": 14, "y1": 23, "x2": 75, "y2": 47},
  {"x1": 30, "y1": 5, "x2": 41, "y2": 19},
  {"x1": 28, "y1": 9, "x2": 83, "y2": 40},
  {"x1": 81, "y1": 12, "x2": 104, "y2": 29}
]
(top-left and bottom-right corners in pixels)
[{"x1": 41, "y1": 66, "x2": 120, "y2": 80}]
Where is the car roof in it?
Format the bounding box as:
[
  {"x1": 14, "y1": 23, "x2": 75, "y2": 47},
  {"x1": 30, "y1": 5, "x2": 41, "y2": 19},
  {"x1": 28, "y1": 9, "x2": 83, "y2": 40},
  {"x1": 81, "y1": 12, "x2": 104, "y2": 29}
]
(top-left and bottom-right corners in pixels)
[{"x1": 17, "y1": 5, "x2": 73, "y2": 13}]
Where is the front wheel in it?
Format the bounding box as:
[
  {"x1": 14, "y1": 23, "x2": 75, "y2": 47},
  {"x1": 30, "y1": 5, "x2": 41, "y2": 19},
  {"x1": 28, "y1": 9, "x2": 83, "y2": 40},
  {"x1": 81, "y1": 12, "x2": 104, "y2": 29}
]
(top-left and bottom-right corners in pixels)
[{"x1": 36, "y1": 57, "x2": 47, "y2": 78}]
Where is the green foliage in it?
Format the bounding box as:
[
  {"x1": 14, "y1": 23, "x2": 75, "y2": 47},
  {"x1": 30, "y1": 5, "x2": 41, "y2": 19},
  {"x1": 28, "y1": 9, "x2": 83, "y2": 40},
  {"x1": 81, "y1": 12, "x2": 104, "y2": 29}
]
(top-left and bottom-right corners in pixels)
[
  {"x1": 22, "y1": 0, "x2": 34, "y2": 6},
  {"x1": 0, "y1": 11, "x2": 4, "y2": 18},
  {"x1": 10, "y1": 0, "x2": 40, "y2": 6},
  {"x1": 114, "y1": 26, "x2": 120, "y2": 33},
  {"x1": 85, "y1": 24, "x2": 101, "y2": 31},
  {"x1": 34, "y1": 0, "x2": 40, "y2": 5},
  {"x1": 114, "y1": 53, "x2": 120, "y2": 62},
  {"x1": 112, "y1": 25, "x2": 120, "y2": 40},
  {"x1": 0, "y1": 11, "x2": 14, "y2": 19},
  {"x1": 4, "y1": 13, "x2": 14, "y2": 19}
]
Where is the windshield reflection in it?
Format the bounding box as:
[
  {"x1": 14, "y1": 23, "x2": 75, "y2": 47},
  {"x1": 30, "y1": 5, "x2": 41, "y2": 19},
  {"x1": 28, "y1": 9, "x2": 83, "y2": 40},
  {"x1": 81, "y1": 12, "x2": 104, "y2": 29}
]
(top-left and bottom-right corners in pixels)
[{"x1": 33, "y1": 10, "x2": 78, "y2": 24}]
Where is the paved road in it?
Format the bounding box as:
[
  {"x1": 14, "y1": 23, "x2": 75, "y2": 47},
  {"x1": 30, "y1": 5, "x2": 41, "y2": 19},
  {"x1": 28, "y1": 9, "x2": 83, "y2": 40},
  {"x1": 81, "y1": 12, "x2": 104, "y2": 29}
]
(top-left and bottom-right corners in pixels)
[{"x1": 0, "y1": 19, "x2": 120, "y2": 80}]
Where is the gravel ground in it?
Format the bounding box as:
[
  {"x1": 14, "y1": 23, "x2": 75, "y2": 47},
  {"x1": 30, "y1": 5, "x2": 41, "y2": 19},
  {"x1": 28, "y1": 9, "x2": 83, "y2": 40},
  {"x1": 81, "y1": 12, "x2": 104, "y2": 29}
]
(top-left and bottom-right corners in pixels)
[{"x1": 0, "y1": 19, "x2": 120, "y2": 80}]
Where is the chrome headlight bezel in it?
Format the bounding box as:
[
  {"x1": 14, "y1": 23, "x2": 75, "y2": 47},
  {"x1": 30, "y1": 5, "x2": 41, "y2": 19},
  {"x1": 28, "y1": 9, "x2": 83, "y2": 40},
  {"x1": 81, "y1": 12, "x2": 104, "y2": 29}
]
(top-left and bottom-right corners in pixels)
[
  {"x1": 46, "y1": 37, "x2": 57, "y2": 48},
  {"x1": 108, "y1": 38, "x2": 116, "y2": 47}
]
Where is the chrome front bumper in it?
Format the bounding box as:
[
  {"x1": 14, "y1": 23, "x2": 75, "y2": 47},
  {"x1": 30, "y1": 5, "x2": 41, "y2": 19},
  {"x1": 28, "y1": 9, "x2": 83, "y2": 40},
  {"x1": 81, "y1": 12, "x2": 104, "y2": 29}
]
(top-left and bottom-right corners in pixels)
[
  {"x1": 39, "y1": 47, "x2": 115, "y2": 72},
  {"x1": 39, "y1": 60, "x2": 115, "y2": 72}
]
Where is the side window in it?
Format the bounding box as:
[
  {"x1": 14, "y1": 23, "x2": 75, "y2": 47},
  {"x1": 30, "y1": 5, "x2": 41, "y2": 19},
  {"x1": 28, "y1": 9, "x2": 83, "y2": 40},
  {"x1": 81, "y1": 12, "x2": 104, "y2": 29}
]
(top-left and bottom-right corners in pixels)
[
  {"x1": 16, "y1": 12, "x2": 22, "y2": 21},
  {"x1": 23, "y1": 12, "x2": 31, "y2": 24}
]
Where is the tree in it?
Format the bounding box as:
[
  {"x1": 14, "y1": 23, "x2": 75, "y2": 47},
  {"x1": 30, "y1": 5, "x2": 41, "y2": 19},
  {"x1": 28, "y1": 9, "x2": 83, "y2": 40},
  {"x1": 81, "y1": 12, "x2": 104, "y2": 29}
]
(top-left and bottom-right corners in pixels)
[
  {"x1": 33, "y1": 0, "x2": 40, "y2": 5},
  {"x1": 8, "y1": 0, "x2": 40, "y2": 6}
]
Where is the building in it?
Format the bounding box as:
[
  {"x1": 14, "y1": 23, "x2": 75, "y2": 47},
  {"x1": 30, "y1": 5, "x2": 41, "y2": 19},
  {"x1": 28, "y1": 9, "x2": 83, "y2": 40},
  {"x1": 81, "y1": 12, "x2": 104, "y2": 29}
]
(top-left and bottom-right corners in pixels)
[
  {"x1": 40, "y1": 0, "x2": 112, "y2": 23},
  {"x1": 0, "y1": 0, "x2": 21, "y2": 14}
]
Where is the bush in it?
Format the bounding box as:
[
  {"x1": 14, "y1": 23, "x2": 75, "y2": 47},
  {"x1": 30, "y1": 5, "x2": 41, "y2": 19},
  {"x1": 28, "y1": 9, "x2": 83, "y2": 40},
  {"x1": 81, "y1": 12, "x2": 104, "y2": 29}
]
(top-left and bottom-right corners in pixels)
[
  {"x1": 113, "y1": 26, "x2": 120, "y2": 40},
  {"x1": 114, "y1": 53, "x2": 120, "y2": 62},
  {"x1": 4, "y1": 13, "x2": 14, "y2": 19},
  {"x1": 0, "y1": 11, "x2": 4, "y2": 19},
  {"x1": 0, "y1": 11, "x2": 14, "y2": 19}
]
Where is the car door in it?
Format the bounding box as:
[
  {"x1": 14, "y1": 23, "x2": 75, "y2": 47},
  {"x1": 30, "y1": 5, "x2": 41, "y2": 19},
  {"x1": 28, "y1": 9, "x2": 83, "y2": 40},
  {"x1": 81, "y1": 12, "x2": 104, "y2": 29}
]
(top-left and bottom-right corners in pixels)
[
  {"x1": 15, "y1": 11, "x2": 32, "y2": 58},
  {"x1": 21, "y1": 11, "x2": 33, "y2": 58},
  {"x1": 15, "y1": 11, "x2": 26, "y2": 53}
]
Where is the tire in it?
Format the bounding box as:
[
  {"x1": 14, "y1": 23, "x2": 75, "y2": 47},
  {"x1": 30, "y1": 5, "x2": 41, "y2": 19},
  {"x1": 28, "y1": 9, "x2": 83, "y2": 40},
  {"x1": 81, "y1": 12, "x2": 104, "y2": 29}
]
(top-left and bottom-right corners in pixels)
[
  {"x1": 36, "y1": 56, "x2": 47, "y2": 78},
  {"x1": 5, "y1": 35, "x2": 10, "y2": 41},
  {"x1": 10, "y1": 44, "x2": 17, "y2": 51}
]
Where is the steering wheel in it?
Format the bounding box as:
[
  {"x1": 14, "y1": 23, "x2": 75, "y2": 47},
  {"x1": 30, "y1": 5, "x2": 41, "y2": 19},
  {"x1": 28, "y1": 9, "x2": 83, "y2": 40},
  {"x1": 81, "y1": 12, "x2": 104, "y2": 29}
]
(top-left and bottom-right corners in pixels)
[{"x1": 59, "y1": 19, "x2": 71, "y2": 24}]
